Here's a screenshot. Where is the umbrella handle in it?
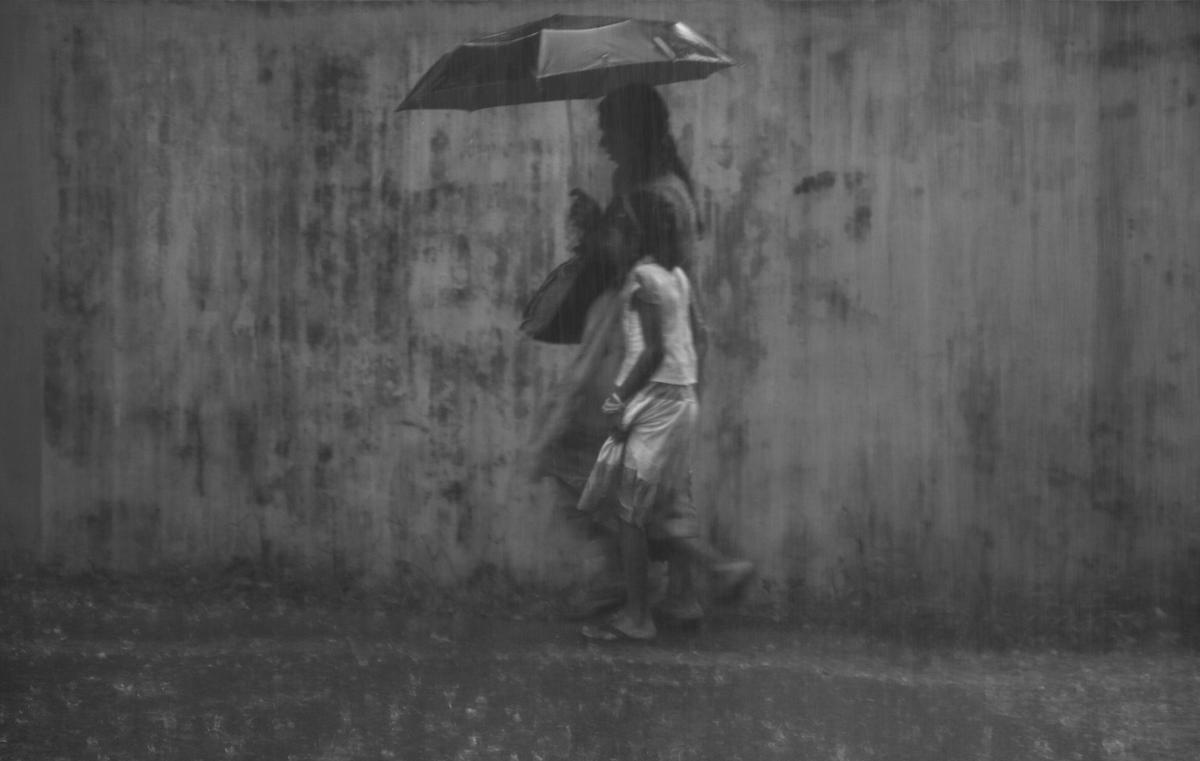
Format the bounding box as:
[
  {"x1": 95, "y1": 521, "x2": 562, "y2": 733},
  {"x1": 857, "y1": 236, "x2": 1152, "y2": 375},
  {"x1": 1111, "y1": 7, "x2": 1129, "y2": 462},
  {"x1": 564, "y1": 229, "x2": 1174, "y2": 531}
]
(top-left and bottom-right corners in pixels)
[{"x1": 565, "y1": 101, "x2": 583, "y2": 192}]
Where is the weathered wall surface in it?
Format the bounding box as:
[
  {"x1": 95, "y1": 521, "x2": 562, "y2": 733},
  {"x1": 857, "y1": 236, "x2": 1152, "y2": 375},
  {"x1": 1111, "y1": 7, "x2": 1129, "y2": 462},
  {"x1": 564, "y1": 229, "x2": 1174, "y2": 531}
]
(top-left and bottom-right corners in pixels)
[
  {"x1": 1, "y1": 5, "x2": 46, "y2": 571},
  {"x1": 10, "y1": 1, "x2": 1200, "y2": 610}
]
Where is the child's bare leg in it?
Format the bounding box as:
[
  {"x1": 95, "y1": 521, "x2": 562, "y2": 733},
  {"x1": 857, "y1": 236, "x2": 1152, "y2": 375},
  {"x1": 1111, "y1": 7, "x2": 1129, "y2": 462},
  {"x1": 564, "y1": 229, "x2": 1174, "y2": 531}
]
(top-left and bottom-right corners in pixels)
[
  {"x1": 614, "y1": 520, "x2": 655, "y2": 635},
  {"x1": 584, "y1": 519, "x2": 656, "y2": 641}
]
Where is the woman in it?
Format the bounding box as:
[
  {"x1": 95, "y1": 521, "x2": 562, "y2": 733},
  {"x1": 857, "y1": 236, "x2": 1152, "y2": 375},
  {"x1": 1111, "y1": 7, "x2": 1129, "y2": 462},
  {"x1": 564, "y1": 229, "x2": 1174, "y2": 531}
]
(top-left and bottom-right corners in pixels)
[
  {"x1": 525, "y1": 84, "x2": 693, "y2": 619},
  {"x1": 571, "y1": 85, "x2": 753, "y2": 642}
]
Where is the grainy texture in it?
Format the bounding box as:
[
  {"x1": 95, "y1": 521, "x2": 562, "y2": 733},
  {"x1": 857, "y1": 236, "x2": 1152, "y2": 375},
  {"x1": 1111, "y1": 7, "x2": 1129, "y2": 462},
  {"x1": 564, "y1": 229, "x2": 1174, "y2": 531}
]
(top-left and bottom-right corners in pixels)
[
  {"x1": 6, "y1": 1, "x2": 1200, "y2": 617},
  {"x1": 0, "y1": 4, "x2": 46, "y2": 572},
  {"x1": 2, "y1": 579, "x2": 1199, "y2": 760}
]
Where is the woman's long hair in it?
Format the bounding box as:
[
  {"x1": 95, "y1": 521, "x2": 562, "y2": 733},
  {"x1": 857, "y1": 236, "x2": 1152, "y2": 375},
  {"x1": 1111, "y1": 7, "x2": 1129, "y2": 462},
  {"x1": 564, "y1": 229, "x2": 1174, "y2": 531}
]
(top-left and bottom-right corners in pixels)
[{"x1": 598, "y1": 84, "x2": 703, "y2": 235}]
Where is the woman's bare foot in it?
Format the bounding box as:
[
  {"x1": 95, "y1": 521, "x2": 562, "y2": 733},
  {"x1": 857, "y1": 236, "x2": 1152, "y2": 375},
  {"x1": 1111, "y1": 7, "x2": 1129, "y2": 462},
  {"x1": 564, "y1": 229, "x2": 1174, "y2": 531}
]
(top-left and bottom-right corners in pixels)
[
  {"x1": 712, "y1": 561, "x2": 755, "y2": 602},
  {"x1": 655, "y1": 597, "x2": 704, "y2": 624},
  {"x1": 560, "y1": 584, "x2": 625, "y2": 621}
]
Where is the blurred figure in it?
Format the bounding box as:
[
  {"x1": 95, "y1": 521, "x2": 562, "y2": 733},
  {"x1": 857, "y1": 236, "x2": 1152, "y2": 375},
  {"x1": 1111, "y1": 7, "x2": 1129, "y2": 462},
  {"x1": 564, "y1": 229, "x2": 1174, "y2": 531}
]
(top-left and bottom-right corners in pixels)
[{"x1": 526, "y1": 84, "x2": 750, "y2": 636}]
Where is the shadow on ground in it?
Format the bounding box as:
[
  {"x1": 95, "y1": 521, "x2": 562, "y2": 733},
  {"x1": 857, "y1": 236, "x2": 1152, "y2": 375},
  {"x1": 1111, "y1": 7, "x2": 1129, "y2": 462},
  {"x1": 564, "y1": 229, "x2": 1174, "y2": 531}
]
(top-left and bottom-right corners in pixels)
[{"x1": 2, "y1": 573, "x2": 1199, "y2": 760}]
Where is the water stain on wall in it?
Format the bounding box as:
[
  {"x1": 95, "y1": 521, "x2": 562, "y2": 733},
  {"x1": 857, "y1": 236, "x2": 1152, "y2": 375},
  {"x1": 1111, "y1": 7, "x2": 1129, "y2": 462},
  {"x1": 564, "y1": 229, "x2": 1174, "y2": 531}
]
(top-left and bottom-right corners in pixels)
[
  {"x1": 827, "y1": 46, "x2": 852, "y2": 85},
  {"x1": 42, "y1": 337, "x2": 105, "y2": 466},
  {"x1": 42, "y1": 339, "x2": 69, "y2": 453},
  {"x1": 85, "y1": 501, "x2": 113, "y2": 566},
  {"x1": 1100, "y1": 100, "x2": 1138, "y2": 120},
  {"x1": 958, "y1": 354, "x2": 1000, "y2": 479},
  {"x1": 794, "y1": 171, "x2": 836, "y2": 195},
  {"x1": 181, "y1": 404, "x2": 206, "y2": 496},
  {"x1": 1099, "y1": 36, "x2": 1156, "y2": 69},
  {"x1": 822, "y1": 281, "x2": 854, "y2": 323},
  {"x1": 429, "y1": 128, "x2": 451, "y2": 186},
  {"x1": 441, "y1": 481, "x2": 472, "y2": 546},
  {"x1": 87, "y1": 501, "x2": 164, "y2": 569},
  {"x1": 231, "y1": 408, "x2": 258, "y2": 477},
  {"x1": 845, "y1": 205, "x2": 872, "y2": 242},
  {"x1": 704, "y1": 146, "x2": 772, "y2": 374},
  {"x1": 312, "y1": 55, "x2": 365, "y2": 141},
  {"x1": 187, "y1": 224, "x2": 216, "y2": 310}
]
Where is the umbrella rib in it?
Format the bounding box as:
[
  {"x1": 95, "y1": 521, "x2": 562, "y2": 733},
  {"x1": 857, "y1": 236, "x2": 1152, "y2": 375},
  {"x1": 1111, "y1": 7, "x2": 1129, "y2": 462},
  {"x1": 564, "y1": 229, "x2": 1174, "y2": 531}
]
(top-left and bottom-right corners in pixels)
[
  {"x1": 534, "y1": 59, "x2": 730, "y2": 81},
  {"x1": 542, "y1": 19, "x2": 631, "y2": 35},
  {"x1": 463, "y1": 29, "x2": 541, "y2": 47}
]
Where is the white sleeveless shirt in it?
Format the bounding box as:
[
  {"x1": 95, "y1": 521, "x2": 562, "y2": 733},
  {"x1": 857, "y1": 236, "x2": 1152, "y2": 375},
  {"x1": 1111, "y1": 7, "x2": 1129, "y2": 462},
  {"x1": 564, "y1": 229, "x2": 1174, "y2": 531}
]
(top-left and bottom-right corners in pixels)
[{"x1": 614, "y1": 260, "x2": 698, "y2": 387}]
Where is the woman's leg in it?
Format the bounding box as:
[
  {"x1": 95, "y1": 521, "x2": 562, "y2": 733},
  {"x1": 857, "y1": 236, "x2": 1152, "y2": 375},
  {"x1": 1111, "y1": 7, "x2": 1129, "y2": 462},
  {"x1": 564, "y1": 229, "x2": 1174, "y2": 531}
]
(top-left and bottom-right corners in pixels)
[
  {"x1": 615, "y1": 519, "x2": 655, "y2": 635},
  {"x1": 553, "y1": 479, "x2": 624, "y2": 619},
  {"x1": 659, "y1": 548, "x2": 703, "y2": 622},
  {"x1": 668, "y1": 536, "x2": 725, "y2": 569},
  {"x1": 665, "y1": 551, "x2": 693, "y2": 602},
  {"x1": 664, "y1": 536, "x2": 755, "y2": 602}
]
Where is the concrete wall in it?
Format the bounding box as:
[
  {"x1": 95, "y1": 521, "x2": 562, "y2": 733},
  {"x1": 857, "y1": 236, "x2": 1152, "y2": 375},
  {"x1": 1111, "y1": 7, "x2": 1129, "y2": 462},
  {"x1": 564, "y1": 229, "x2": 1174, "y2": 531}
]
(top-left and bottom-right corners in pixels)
[
  {"x1": 1, "y1": 4, "x2": 46, "y2": 571},
  {"x1": 7, "y1": 1, "x2": 1200, "y2": 610}
]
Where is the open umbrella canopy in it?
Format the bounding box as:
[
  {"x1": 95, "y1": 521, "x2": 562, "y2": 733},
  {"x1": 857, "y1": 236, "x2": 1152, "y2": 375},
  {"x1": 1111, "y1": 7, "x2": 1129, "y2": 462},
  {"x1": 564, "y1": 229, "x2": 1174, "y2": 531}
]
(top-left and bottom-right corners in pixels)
[{"x1": 397, "y1": 14, "x2": 736, "y2": 111}]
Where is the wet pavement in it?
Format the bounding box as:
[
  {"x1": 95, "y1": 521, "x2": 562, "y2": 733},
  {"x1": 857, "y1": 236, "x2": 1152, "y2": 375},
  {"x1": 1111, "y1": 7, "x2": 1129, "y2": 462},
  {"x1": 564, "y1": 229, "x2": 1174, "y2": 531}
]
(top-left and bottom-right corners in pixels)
[{"x1": 3, "y1": 580, "x2": 1199, "y2": 760}]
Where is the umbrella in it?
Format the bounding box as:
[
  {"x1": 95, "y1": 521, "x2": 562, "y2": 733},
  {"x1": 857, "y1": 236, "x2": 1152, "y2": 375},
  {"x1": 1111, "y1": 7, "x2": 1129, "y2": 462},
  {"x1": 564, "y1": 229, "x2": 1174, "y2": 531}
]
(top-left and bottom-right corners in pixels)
[{"x1": 397, "y1": 14, "x2": 735, "y2": 111}]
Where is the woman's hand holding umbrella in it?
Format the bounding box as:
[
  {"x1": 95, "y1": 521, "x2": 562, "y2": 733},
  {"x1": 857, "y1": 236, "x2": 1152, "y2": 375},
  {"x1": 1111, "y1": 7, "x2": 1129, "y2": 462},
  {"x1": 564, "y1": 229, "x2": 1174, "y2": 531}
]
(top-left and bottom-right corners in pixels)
[{"x1": 567, "y1": 188, "x2": 603, "y2": 239}]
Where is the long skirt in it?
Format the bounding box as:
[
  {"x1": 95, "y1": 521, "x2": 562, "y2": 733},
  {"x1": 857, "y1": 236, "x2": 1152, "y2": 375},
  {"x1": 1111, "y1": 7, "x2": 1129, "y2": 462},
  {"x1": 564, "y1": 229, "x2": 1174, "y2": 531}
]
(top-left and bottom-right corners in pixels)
[
  {"x1": 525, "y1": 289, "x2": 624, "y2": 494},
  {"x1": 577, "y1": 383, "x2": 700, "y2": 542}
]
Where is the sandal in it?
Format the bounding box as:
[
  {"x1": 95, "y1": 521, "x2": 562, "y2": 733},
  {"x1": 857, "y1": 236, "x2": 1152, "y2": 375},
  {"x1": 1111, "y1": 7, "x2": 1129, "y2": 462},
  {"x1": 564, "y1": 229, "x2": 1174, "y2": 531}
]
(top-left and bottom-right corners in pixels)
[
  {"x1": 559, "y1": 585, "x2": 625, "y2": 621},
  {"x1": 655, "y1": 598, "x2": 704, "y2": 624},
  {"x1": 581, "y1": 614, "x2": 657, "y2": 643}
]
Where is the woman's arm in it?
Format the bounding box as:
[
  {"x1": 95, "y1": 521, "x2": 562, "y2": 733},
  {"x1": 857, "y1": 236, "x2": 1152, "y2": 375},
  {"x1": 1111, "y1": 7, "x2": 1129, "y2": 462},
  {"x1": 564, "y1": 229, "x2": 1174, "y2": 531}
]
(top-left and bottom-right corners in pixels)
[
  {"x1": 567, "y1": 188, "x2": 603, "y2": 234},
  {"x1": 689, "y1": 297, "x2": 707, "y2": 394}
]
